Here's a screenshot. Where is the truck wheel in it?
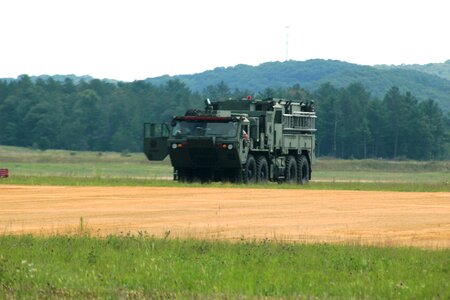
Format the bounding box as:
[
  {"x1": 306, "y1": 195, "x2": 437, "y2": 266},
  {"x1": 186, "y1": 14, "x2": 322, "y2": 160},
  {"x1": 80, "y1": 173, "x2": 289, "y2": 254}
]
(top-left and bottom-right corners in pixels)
[
  {"x1": 256, "y1": 156, "x2": 269, "y2": 183},
  {"x1": 231, "y1": 168, "x2": 243, "y2": 183},
  {"x1": 177, "y1": 169, "x2": 190, "y2": 182},
  {"x1": 284, "y1": 155, "x2": 297, "y2": 184},
  {"x1": 297, "y1": 155, "x2": 309, "y2": 184},
  {"x1": 244, "y1": 154, "x2": 257, "y2": 184},
  {"x1": 177, "y1": 169, "x2": 184, "y2": 182}
]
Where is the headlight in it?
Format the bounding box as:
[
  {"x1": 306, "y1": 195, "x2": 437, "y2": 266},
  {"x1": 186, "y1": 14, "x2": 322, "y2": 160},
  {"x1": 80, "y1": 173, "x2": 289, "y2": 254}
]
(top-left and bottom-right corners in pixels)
[
  {"x1": 171, "y1": 143, "x2": 177, "y2": 149},
  {"x1": 219, "y1": 143, "x2": 234, "y2": 150}
]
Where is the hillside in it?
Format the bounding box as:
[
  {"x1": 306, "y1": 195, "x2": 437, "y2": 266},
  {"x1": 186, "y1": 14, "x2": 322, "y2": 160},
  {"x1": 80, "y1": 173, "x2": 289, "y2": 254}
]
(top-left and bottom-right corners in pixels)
[
  {"x1": 376, "y1": 60, "x2": 450, "y2": 82},
  {"x1": 2, "y1": 60, "x2": 450, "y2": 112},
  {"x1": 147, "y1": 60, "x2": 450, "y2": 112}
]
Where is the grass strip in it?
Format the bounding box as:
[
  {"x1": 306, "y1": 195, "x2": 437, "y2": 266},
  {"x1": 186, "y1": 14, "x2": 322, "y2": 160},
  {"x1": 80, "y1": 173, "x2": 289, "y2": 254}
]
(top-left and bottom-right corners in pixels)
[
  {"x1": 0, "y1": 235, "x2": 448, "y2": 299},
  {"x1": 0, "y1": 175, "x2": 449, "y2": 192}
]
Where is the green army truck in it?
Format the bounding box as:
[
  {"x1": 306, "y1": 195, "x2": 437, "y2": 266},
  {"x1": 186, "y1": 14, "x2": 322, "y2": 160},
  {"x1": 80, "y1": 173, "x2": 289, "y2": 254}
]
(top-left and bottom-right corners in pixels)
[{"x1": 144, "y1": 97, "x2": 316, "y2": 184}]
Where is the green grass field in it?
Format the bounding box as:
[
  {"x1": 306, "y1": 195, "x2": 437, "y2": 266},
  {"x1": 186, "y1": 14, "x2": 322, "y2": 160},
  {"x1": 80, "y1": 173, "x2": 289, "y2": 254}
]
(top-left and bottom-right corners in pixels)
[
  {"x1": 1, "y1": 145, "x2": 449, "y2": 298},
  {"x1": 1, "y1": 235, "x2": 449, "y2": 299},
  {"x1": 1, "y1": 145, "x2": 449, "y2": 191},
  {"x1": 0, "y1": 146, "x2": 171, "y2": 178},
  {"x1": 2, "y1": 175, "x2": 449, "y2": 192}
]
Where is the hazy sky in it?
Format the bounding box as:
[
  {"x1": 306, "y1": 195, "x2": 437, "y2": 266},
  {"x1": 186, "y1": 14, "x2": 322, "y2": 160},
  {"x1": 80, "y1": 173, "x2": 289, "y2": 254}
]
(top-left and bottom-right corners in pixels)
[{"x1": 1, "y1": 0, "x2": 449, "y2": 81}]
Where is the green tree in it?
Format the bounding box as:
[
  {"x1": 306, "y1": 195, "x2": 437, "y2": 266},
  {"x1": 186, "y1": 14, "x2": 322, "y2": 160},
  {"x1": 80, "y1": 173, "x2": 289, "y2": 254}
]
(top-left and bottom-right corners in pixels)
[
  {"x1": 338, "y1": 83, "x2": 371, "y2": 158},
  {"x1": 24, "y1": 100, "x2": 62, "y2": 149},
  {"x1": 418, "y1": 99, "x2": 445, "y2": 159},
  {"x1": 315, "y1": 83, "x2": 341, "y2": 157},
  {"x1": 383, "y1": 86, "x2": 406, "y2": 159},
  {"x1": 204, "y1": 81, "x2": 231, "y2": 100},
  {"x1": 0, "y1": 95, "x2": 21, "y2": 145},
  {"x1": 366, "y1": 99, "x2": 386, "y2": 158}
]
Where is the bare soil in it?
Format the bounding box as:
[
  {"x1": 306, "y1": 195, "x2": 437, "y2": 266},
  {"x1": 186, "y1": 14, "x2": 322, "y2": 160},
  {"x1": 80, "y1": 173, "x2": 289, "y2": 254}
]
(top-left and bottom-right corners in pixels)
[{"x1": 1, "y1": 185, "x2": 449, "y2": 248}]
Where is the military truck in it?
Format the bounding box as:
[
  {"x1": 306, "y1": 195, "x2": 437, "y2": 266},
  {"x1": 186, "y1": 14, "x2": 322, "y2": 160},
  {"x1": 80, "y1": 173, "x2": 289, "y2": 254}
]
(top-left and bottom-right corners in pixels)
[{"x1": 144, "y1": 97, "x2": 316, "y2": 184}]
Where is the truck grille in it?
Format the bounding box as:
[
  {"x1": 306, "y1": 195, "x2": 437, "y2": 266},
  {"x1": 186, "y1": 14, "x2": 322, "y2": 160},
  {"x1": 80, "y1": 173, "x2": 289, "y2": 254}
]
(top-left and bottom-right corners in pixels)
[{"x1": 188, "y1": 149, "x2": 218, "y2": 166}]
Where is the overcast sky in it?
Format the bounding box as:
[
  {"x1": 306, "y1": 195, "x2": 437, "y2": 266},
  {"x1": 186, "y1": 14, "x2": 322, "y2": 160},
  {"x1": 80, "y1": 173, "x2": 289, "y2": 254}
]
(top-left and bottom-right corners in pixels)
[{"x1": 1, "y1": 0, "x2": 449, "y2": 81}]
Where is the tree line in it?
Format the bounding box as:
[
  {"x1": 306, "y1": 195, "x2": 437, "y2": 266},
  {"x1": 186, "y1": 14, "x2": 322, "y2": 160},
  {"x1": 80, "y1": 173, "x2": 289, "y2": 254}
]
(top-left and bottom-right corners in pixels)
[
  {"x1": 0, "y1": 76, "x2": 200, "y2": 152},
  {"x1": 314, "y1": 83, "x2": 449, "y2": 160},
  {"x1": 0, "y1": 76, "x2": 448, "y2": 160}
]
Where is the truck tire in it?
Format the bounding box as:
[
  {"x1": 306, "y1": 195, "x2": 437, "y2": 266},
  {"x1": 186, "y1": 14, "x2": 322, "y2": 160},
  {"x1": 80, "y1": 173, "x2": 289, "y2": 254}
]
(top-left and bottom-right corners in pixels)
[
  {"x1": 285, "y1": 155, "x2": 297, "y2": 184},
  {"x1": 244, "y1": 154, "x2": 257, "y2": 184},
  {"x1": 177, "y1": 168, "x2": 191, "y2": 182},
  {"x1": 231, "y1": 168, "x2": 243, "y2": 183},
  {"x1": 256, "y1": 156, "x2": 269, "y2": 183},
  {"x1": 297, "y1": 155, "x2": 309, "y2": 184}
]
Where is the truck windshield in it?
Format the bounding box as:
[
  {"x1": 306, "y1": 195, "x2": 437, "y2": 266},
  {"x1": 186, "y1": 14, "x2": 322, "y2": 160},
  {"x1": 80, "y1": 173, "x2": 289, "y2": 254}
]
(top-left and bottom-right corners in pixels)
[{"x1": 172, "y1": 120, "x2": 238, "y2": 138}]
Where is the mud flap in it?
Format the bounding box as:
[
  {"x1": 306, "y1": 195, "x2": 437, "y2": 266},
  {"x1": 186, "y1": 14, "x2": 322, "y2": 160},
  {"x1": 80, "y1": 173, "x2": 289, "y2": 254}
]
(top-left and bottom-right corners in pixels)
[{"x1": 144, "y1": 123, "x2": 170, "y2": 161}]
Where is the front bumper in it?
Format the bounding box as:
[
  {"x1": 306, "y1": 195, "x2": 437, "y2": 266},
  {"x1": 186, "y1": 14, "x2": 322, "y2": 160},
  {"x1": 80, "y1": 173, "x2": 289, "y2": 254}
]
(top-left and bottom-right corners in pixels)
[{"x1": 169, "y1": 138, "x2": 241, "y2": 169}]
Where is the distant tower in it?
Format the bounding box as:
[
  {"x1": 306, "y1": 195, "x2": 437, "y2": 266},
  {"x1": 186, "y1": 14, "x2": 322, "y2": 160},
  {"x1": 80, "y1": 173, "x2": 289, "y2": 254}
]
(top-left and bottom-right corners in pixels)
[{"x1": 285, "y1": 26, "x2": 290, "y2": 61}]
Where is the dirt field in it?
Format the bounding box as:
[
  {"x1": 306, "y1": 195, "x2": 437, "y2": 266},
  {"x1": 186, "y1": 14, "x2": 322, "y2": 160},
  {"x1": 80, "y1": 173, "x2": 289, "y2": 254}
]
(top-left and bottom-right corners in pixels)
[{"x1": 1, "y1": 185, "x2": 449, "y2": 248}]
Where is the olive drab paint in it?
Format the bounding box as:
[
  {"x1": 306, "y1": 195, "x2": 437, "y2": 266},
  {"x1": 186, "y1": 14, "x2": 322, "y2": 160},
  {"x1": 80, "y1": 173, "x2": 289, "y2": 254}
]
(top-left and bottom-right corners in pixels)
[{"x1": 144, "y1": 97, "x2": 316, "y2": 184}]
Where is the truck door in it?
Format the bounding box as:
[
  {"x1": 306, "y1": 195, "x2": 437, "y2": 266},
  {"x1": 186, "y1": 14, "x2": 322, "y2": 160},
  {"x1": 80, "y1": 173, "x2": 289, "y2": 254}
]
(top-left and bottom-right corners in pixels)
[{"x1": 143, "y1": 123, "x2": 170, "y2": 161}]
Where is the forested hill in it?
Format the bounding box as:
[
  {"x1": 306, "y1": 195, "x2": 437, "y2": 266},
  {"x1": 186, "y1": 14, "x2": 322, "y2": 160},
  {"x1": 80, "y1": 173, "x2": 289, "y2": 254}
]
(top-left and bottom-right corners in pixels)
[
  {"x1": 375, "y1": 60, "x2": 450, "y2": 82},
  {"x1": 147, "y1": 59, "x2": 450, "y2": 112}
]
